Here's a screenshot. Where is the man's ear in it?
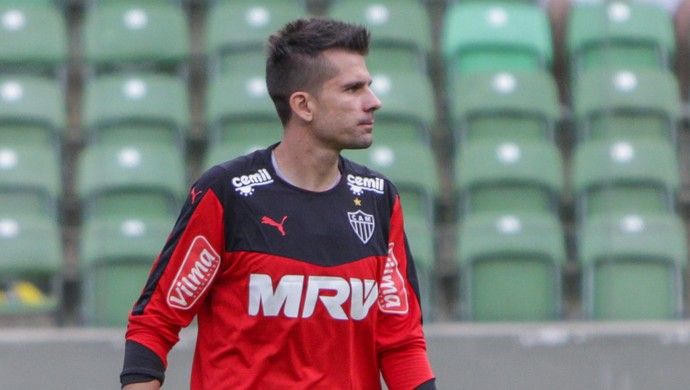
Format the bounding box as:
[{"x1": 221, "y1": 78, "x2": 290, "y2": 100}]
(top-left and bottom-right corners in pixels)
[{"x1": 289, "y1": 91, "x2": 313, "y2": 122}]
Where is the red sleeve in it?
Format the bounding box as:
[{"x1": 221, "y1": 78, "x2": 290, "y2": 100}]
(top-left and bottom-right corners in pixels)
[
  {"x1": 378, "y1": 195, "x2": 435, "y2": 389},
  {"x1": 125, "y1": 186, "x2": 225, "y2": 367}
]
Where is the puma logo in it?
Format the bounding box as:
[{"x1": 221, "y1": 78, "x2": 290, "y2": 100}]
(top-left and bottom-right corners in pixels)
[
  {"x1": 190, "y1": 187, "x2": 203, "y2": 204},
  {"x1": 261, "y1": 216, "x2": 288, "y2": 236}
]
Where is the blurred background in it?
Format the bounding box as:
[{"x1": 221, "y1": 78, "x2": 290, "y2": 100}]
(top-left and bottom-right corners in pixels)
[{"x1": 2, "y1": 0, "x2": 690, "y2": 388}]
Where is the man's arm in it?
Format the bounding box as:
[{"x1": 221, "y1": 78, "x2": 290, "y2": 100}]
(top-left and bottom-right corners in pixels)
[{"x1": 122, "y1": 381, "x2": 161, "y2": 390}]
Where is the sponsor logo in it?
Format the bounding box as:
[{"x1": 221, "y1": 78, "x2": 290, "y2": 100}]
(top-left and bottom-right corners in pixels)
[
  {"x1": 190, "y1": 187, "x2": 203, "y2": 204},
  {"x1": 261, "y1": 215, "x2": 288, "y2": 236},
  {"x1": 378, "y1": 243, "x2": 409, "y2": 314},
  {"x1": 232, "y1": 168, "x2": 273, "y2": 196},
  {"x1": 248, "y1": 274, "x2": 379, "y2": 320},
  {"x1": 348, "y1": 210, "x2": 375, "y2": 244},
  {"x1": 167, "y1": 236, "x2": 221, "y2": 310},
  {"x1": 347, "y1": 174, "x2": 385, "y2": 196}
]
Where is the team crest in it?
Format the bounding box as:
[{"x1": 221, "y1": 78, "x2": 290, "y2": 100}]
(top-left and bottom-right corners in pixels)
[{"x1": 348, "y1": 210, "x2": 375, "y2": 244}]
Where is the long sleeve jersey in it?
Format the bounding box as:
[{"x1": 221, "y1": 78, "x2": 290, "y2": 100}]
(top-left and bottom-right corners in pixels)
[{"x1": 122, "y1": 145, "x2": 435, "y2": 389}]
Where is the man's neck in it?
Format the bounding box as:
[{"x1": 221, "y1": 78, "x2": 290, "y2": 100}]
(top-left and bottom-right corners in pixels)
[{"x1": 272, "y1": 138, "x2": 342, "y2": 192}]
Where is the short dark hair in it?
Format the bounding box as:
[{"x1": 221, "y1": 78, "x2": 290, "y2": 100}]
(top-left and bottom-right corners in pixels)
[{"x1": 266, "y1": 18, "x2": 370, "y2": 126}]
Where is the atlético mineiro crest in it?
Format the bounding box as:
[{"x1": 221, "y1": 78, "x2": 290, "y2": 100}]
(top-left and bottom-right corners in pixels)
[{"x1": 348, "y1": 210, "x2": 375, "y2": 244}]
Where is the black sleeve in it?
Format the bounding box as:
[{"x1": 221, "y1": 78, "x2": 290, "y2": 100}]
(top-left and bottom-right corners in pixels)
[
  {"x1": 414, "y1": 378, "x2": 437, "y2": 390},
  {"x1": 120, "y1": 340, "x2": 165, "y2": 387}
]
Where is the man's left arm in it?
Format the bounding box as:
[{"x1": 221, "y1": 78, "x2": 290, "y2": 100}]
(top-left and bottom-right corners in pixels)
[{"x1": 377, "y1": 193, "x2": 435, "y2": 390}]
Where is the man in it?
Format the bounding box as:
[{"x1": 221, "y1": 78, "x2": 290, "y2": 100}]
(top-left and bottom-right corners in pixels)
[{"x1": 121, "y1": 18, "x2": 436, "y2": 389}]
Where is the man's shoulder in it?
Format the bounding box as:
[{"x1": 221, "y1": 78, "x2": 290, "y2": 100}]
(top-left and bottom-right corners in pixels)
[{"x1": 197, "y1": 147, "x2": 273, "y2": 189}]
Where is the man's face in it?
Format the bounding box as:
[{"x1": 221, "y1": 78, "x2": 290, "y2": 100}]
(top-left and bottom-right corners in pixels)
[{"x1": 308, "y1": 49, "x2": 382, "y2": 151}]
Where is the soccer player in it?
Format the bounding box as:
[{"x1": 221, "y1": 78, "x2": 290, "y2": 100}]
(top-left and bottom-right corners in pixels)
[{"x1": 120, "y1": 17, "x2": 436, "y2": 390}]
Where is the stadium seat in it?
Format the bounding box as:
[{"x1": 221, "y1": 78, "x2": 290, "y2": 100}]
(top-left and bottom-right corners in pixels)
[
  {"x1": 572, "y1": 68, "x2": 681, "y2": 144},
  {"x1": 79, "y1": 214, "x2": 173, "y2": 326},
  {"x1": 0, "y1": 213, "x2": 62, "y2": 318},
  {"x1": 82, "y1": 2, "x2": 190, "y2": 75},
  {"x1": 204, "y1": 71, "x2": 282, "y2": 159},
  {"x1": 578, "y1": 213, "x2": 687, "y2": 320},
  {"x1": 442, "y1": 2, "x2": 552, "y2": 79},
  {"x1": 204, "y1": 2, "x2": 308, "y2": 75},
  {"x1": 566, "y1": 1, "x2": 675, "y2": 80},
  {"x1": 327, "y1": 0, "x2": 432, "y2": 73},
  {"x1": 572, "y1": 138, "x2": 679, "y2": 221},
  {"x1": 456, "y1": 139, "x2": 564, "y2": 219},
  {"x1": 0, "y1": 3, "x2": 68, "y2": 77},
  {"x1": 76, "y1": 143, "x2": 187, "y2": 221},
  {"x1": 456, "y1": 212, "x2": 566, "y2": 322},
  {"x1": 404, "y1": 215, "x2": 436, "y2": 322},
  {"x1": 368, "y1": 70, "x2": 435, "y2": 145},
  {"x1": 81, "y1": 72, "x2": 190, "y2": 149},
  {"x1": 0, "y1": 143, "x2": 61, "y2": 219},
  {"x1": 0, "y1": 75, "x2": 65, "y2": 148},
  {"x1": 449, "y1": 70, "x2": 560, "y2": 144}
]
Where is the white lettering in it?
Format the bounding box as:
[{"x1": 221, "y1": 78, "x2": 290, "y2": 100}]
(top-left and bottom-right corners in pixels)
[{"x1": 248, "y1": 274, "x2": 379, "y2": 320}]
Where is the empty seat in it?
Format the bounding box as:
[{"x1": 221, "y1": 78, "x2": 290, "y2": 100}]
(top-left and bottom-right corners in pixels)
[
  {"x1": 0, "y1": 213, "x2": 62, "y2": 318},
  {"x1": 0, "y1": 75, "x2": 65, "y2": 148},
  {"x1": 81, "y1": 72, "x2": 190, "y2": 149},
  {"x1": 456, "y1": 212, "x2": 566, "y2": 321},
  {"x1": 456, "y1": 139, "x2": 564, "y2": 219},
  {"x1": 204, "y1": 72, "x2": 282, "y2": 163},
  {"x1": 572, "y1": 138, "x2": 679, "y2": 221},
  {"x1": 0, "y1": 3, "x2": 68, "y2": 77},
  {"x1": 79, "y1": 214, "x2": 173, "y2": 326},
  {"x1": 449, "y1": 70, "x2": 560, "y2": 143},
  {"x1": 327, "y1": 0, "x2": 432, "y2": 73},
  {"x1": 82, "y1": 3, "x2": 190, "y2": 75},
  {"x1": 567, "y1": 1, "x2": 675, "y2": 79},
  {"x1": 572, "y1": 68, "x2": 681, "y2": 144},
  {"x1": 204, "y1": 2, "x2": 308, "y2": 75},
  {"x1": 0, "y1": 144, "x2": 61, "y2": 219},
  {"x1": 578, "y1": 213, "x2": 687, "y2": 320},
  {"x1": 368, "y1": 70, "x2": 435, "y2": 145},
  {"x1": 442, "y1": 2, "x2": 552, "y2": 78},
  {"x1": 76, "y1": 143, "x2": 187, "y2": 221}
]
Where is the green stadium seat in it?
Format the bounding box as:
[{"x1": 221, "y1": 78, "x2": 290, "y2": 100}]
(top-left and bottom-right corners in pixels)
[
  {"x1": 81, "y1": 72, "x2": 190, "y2": 149},
  {"x1": 566, "y1": 1, "x2": 675, "y2": 80},
  {"x1": 0, "y1": 213, "x2": 62, "y2": 318},
  {"x1": 0, "y1": 3, "x2": 68, "y2": 77},
  {"x1": 76, "y1": 143, "x2": 187, "y2": 221},
  {"x1": 204, "y1": 2, "x2": 308, "y2": 75},
  {"x1": 204, "y1": 72, "x2": 282, "y2": 163},
  {"x1": 442, "y1": 2, "x2": 552, "y2": 79},
  {"x1": 79, "y1": 214, "x2": 173, "y2": 326},
  {"x1": 0, "y1": 143, "x2": 61, "y2": 219},
  {"x1": 404, "y1": 213, "x2": 436, "y2": 322},
  {"x1": 572, "y1": 68, "x2": 682, "y2": 145},
  {"x1": 449, "y1": 70, "x2": 560, "y2": 144},
  {"x1": 82, "y1": 3, "x2": 190, "y2": 74},
  {"x1": 0, "y1": 75, "x2": 65, "y2": 148},
  {"x1": 368, "y1": 70, "x2": 435, "y2": 145},
  {"x1": 456, "y1": 212, "x2": 566, "y2": 322},
  {"x1": 578, "y1": 213, "x2": 687, "y2": 320},
  {"x1": 572, "y1": 138, "x2": 679, "y2": 221},
  {"x1": 327, "y1": 0, "x2": 433, "y2": 73},
  {"x1": 456, "y1": 139, "x2": 564, "y2": 219}
]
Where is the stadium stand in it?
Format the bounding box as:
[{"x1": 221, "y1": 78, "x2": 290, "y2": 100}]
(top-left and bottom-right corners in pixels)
[{"x1": 2, "y1": 0, "x2": 690, "y2": 326}]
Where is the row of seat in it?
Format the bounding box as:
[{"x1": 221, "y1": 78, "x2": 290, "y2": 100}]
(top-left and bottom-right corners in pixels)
[{"x1": 0, "y1": 1, "x2": 680, "y2": 79}]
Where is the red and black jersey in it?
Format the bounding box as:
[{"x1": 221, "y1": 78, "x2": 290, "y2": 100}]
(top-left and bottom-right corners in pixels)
[{"x1": 123, "y1": 145, "x2": 435, "y2": 389}]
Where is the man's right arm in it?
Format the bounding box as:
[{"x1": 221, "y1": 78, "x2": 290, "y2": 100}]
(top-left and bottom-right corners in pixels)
[{"x1": 122, "y1": 381, "x2": 161, "y2": 390}]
